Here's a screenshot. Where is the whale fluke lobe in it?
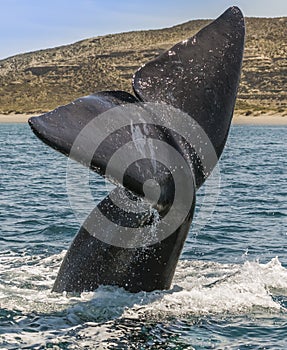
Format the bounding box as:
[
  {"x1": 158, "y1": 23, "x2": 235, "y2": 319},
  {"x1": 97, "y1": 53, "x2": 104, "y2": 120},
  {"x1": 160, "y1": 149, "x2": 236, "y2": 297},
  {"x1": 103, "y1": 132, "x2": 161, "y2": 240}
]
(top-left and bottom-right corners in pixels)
[
  {"x1": 28, "y1": 7, "x2": 245, "y2": 293},
  {"x1": 133, "y1": 6, "x2": 245, "y2": 161}
]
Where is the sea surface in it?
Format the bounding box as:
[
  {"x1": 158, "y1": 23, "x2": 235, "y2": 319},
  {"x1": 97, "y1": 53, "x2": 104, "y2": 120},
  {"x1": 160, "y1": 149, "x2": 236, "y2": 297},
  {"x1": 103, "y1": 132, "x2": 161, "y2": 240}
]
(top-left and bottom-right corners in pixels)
[{"x1": 0, "y1": 123, "x2": 286, "y2": 349}]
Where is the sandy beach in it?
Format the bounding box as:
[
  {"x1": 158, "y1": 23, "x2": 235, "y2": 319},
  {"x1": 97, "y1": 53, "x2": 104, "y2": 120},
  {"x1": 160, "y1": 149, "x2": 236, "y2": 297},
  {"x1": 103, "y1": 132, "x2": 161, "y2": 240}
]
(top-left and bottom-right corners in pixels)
[
  {"x1": 0, "y1": 113, "x2": 286, "y2": 125},
  {"x1": 0, "y1": 114, "x2": 34, "y2": 123},
  {"x1": 233, "y1": 113, "x2": 287, "y2": 125}
]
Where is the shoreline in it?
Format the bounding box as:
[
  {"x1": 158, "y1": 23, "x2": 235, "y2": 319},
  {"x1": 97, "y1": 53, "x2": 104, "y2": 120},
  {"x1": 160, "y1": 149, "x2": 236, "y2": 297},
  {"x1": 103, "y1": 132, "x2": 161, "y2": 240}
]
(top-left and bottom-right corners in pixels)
[
  {"x1": 0, "y1": 113, "x2": 286, "y2": 126},
  {"x1": 233, "y1": 113, "x2": 287, "y2": 125},
  {"x1": 0, "y1": 114, "x2": 34, "y2": 123}
]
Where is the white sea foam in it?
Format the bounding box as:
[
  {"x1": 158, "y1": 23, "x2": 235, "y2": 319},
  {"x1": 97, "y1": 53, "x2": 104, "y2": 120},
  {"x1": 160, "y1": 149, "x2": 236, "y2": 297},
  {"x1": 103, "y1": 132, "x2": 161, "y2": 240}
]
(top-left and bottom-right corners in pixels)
[{"x1": 0, "y1": 252, "x2": 287, "y2": 348}]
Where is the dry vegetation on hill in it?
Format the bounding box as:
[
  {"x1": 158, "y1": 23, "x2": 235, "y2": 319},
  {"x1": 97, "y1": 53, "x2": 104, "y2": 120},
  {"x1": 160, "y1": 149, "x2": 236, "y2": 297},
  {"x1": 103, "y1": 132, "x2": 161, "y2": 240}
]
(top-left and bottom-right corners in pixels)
[{"x1": 0, "y1": 17, "x2": 286, "y2": 115}]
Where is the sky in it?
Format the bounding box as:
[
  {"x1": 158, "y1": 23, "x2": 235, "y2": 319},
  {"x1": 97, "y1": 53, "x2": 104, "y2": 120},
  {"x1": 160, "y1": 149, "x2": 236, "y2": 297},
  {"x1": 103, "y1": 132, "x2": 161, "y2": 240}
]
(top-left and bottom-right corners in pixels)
[{"x1": 0, "y1": 0, "x2": 286, "y2": 60}]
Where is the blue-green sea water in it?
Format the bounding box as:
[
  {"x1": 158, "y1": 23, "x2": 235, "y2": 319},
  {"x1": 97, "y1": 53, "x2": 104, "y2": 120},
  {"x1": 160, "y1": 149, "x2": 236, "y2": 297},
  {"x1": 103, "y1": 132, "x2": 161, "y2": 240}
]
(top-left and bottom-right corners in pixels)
[{"x1": 0, "y1": 123, "x2": 286, "y2": 349}]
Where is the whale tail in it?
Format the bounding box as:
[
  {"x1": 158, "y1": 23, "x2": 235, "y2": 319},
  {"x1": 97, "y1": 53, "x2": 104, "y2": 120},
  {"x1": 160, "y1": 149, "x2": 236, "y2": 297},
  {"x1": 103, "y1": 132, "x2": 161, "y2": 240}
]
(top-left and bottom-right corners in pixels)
[{"x1": 29, "y1": 7, "x2": 245, "y2": 293}]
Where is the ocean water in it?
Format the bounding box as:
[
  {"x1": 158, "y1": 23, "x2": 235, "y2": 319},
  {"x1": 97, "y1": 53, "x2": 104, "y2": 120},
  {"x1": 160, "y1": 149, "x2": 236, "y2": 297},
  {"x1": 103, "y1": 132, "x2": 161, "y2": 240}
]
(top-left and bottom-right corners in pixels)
[{"x1": 0, "y1": 123, "x2": 286, "y2": 349}]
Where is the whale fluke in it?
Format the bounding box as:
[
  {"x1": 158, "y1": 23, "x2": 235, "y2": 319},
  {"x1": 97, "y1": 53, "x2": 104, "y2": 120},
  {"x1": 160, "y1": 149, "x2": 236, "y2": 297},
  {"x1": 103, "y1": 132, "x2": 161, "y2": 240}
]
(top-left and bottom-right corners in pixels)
[{"x1": 28, "y1": 7, "x2": 245, "y2": 293}]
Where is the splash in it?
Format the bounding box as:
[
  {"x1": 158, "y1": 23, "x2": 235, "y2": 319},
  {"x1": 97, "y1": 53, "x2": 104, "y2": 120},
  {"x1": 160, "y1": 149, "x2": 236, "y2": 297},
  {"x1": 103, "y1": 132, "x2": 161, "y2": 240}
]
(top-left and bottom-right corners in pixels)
[{"x1": 0, "y1": 252, "x2": 286, "y2": 348}]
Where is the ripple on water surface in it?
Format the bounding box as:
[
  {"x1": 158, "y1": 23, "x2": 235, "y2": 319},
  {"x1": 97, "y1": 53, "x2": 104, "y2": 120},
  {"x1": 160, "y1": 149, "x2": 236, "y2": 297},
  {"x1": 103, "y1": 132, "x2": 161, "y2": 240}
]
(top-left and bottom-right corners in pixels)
[{"x1": 0, "y1": 124, "x2": 286, "y2": 348}]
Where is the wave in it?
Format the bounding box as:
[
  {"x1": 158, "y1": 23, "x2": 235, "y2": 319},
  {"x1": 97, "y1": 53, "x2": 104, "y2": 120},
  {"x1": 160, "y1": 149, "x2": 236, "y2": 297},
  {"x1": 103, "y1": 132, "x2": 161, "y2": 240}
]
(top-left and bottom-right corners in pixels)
[
  {"x1": 1, "y1": 252, "x2": 287, "y2": 348},
  {"x1": 1, "y1": 252, "x2": 286, "y2": 316}
]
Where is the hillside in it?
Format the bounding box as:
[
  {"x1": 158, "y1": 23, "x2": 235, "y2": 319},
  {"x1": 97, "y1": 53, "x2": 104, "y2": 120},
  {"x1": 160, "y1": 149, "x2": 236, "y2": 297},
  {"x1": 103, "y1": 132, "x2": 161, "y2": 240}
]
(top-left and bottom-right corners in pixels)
[{"x1": 0, "y1": 17, "x2": 286, "y2": 115}]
